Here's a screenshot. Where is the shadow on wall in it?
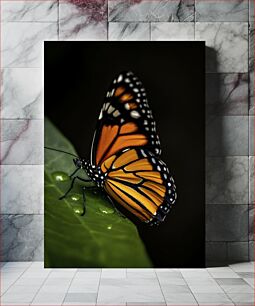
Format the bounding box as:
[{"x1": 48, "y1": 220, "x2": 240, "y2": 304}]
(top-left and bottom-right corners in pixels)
[
  {"x1": 205, "y1": 46, "x2": 224, "y2": 267},
  {"x1": 205, "y1": 46, "x2": 248, "y2": 267}
]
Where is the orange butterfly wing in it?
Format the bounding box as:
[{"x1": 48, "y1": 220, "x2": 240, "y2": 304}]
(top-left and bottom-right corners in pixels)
[
  {"x1": 90, "y1": 71, "x2": 161, "y2": 166},
  {"x1": 101, "y1": 148, "x2": 177, "y2": 224}
]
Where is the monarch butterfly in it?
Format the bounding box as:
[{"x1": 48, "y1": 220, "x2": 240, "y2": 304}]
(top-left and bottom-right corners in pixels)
[{"x1": 48, "y1": 71, "x2": 177, "y2": 226}]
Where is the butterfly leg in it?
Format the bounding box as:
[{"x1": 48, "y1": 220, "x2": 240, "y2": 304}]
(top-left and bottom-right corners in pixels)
[
  {"x1": 59, "y1": 176, "x2": 92, "y2": 200},
  {"x1": 106, "y1": 195, "x2": 126, "y2": 219},
  {"x1": 80, "y1": 185, "x2": 99, "y2": 216}
]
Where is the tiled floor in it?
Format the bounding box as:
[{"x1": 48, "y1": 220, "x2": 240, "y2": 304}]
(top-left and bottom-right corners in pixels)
[{"x1": 0, "y1": 262, "x2": 254, "y2": 305}]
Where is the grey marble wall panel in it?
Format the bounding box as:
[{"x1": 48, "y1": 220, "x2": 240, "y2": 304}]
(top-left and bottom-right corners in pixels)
[
  {"x1": 1, "y1": 165, "x2": 43, "y2": 214},
  {"x1": 249, "y1": 156, "x2": 254, "y2": 205},
  {"x1": 249, "y1": 204, "x2": 254, "y2": 241},
  {"x1": 108, "y1": 0, "x2": 195, "y2": 22},
  {"x1": 1, "y1": 214, "x2": 43, "y2": 261},
  {"x1": 151, "y1": 22, "x2": 194, "y2": 40},
  {"x1": 196, "y1": 0, "x2": 248, "y2": 22},
  {"x1": 206, "y1": 116, "x2": 248, "y2": 156},
  {"x1": 249, "y1": 25, "x2": 254, "y2": 114},
  {"x1": 206, "y1": 157, "x2": 248, "y2": 204},
  {"x1": 195, "y1": 22, "x2": 248, "y2": 73},
  {"x1": 249, "y1": 241, "x2": 254, "y2": 260},
  {"x1": 1, "y1": 0, "x2": 58, "y2": 22},
  {"x1": 2, "y1": 22, "x2": 58, "y2": 68},
  {"x1": 1, "y1": 68, "x2": 43, "y2": 119},
  {"x1": 109, "y1": 22, "x2": 150, "y2": 40},
  {"x1": 206, "y1": 73, "x2": 248, "y2": 116},
  {"x1": 1, "y1": 119, "x2": 43, "y2": 165},
  {"x1": 250, "y1": 0, "x2": 254, "y2": 21},
  {"x1": 227, "y1": 242, "x2": 249, "y2": 262},
  {"x1": 59, "y1": 1, "x2": 107, "y2": 40},
  {"x1": 249, "y1": 116, "x2": 254, "y2": 155},
  {"x1": 206, "y1": 205, "x2": 248, "y2": 241}
]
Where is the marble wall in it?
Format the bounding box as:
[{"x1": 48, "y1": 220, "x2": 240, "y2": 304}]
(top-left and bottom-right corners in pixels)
[{"x1": 0, "y1": 0, "x2": 254, "y2": 265}]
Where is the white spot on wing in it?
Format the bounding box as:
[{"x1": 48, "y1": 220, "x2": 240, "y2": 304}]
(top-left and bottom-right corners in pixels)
[
  {"x1": 125, "y1": 103, "x2": 130, "y2": 110},
  {"x1": 117, "y1": 74, "x2": 123, "y2": 83},
  {"x1": 108, "y1": 105, "x2": 115, "y2": 114},
  {"x1": 105, "y1": 102, "x2": 110, "y2": 110},
  {"x1": 113, "y1": 110, "x2": 120, "y2": 117},
  {"x1": 130, "y1": 110, "x2": 140, "y2": 118},
  {"x1": 98, "y1": 110, "x2": 103, "y2": 119}
]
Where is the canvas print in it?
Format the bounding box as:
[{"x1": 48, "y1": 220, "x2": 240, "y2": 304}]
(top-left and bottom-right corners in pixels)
[{"x1": 44, "y1": 42, "x2": 205, "y2": 268}]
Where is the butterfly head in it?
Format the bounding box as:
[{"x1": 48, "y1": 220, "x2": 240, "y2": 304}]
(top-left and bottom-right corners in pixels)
[{"x1": 73, "y1": 158, "x2": 87, "y2": 169}]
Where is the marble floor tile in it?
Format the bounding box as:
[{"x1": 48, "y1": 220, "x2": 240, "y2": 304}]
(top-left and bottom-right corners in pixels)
[
  {"x1": 196, "y1": 0, "x2": 248, "y2": 22},
  {"x1": 2, "y1": 291, "x2": 36, "y2": 303},
  {"x1": 109, "y1": 22, "x2": 150, "y2": 40},
  {"x1": 1, "y1": 68, "x2": 43, "y2": 119},
  {"x1": 68, "y1": 278, "x2": 99, "y2": 293},
  {"x1": 1, "y1": 215, "x2": 43, "y2": 262},
  {"x1": 75, "y1": 271, "x2": 101, "y2": 279},
  {"x1": 206, "y1": 115, "x2": 248, "y2": 156},
  {"x1": 125, "y1": 284, "x2": 165, "y2": 303},
  {"x1": 151, "y1": 22, "x2": 194, "y2": 40},
  {"x1": 160, "y1": 284, "x2": 191, "y2": 294},
  {"x1": 101, "y1": 268, "x2": 126, "y2": 278},
  {"x1": 48, "y1": 270, "x2": 76, "y2": 278},
  {"x1": 243, "y1": 276, "x2": 255, "y2": 288},
  {"x1": 195, "y1": 22, "x2": 248, "y2": 73},
  {"x1": 2, "y1": 0, "x2": 58, "y2": 22},
  {"x1": 206, "y1": 205, "x2": 249, "y2": 241},
  {"x1": 192, "y1": 292, "x2": 234, "y2": 305},
  {"x1": 206, "y1": 73, "x2": 249, "y2": 116},
  {"x1": 108, "y1": 0, "x2": 195, "y2": 22},
  {"x1": 227, "y1": 292, "x2": 254, "y2": 305},
  {"x1": 219, "y1": 284, "x2": 253, "y2": 293},
  {"x1": 64, "y1": 293, "x2": 97, "y2": 303},
  {"x1": 1, "y1": 119, "x2": 43, "y2": 165},
  {"x1": 206, "y1": 157, "x2": 248, "y2": 204},
  {"x1": 31, "y1": 291, "x2": 66, "y2": 305},
  {"x1": 215, "y1": 278, "x2": 249, "y2": 285},
  {"x1": 180, "y1": 269, "x2": 212, "y2": 279},
  {"x1": 207, "y1": 267, "x2": 240, "y2": 281},
  {"x1": 96, "y1": 284, "x2": 127, "y2": 304},
  {"x1": 126, "y1": 269, "x2": 156, "y2": 279},
  {"x1": 3, "y1": 261, "x2": 32, "y2": 268},
  {"x1": 59, "y1": 1, "x2": 107, "y2": 40},
  {"x1": 230, "y1": 262, "x2": 254, "y2": 272},
  {"x1": 162, "y1": 293, "x2": 198, "y2": 305},
  {"x1": 2, "y1": 22, "x2": 58, "y2": 68},
  {"x1": 1, "y1": 165, "x2": 43, "y2": 214}
]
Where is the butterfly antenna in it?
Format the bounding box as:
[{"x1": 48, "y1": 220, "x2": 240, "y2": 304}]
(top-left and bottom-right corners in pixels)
[{"x1": 44, "y1": 146, "x2": 79, "y2": 158}]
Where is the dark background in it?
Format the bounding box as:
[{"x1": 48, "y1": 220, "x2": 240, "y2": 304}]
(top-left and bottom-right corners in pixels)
[{"x1": 44, "y1": 41, "x2": 205, "y2": 268}]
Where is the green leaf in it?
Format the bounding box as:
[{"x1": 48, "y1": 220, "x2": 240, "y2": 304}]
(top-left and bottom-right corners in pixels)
[{"x1": 44, "y1": 118, "x2": 152, "y2": 268}]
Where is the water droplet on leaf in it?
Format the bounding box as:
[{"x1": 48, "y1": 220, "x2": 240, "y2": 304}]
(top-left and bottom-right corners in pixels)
[
  {"x1": 72, "y1": 205, "x2": 84, "y2": 216},
  {"x1": 67, "y1": 193, "x2": 84, "y2": 216},
  {"x1": 107, "y1": 224, "x2": 112, "y2": 230},
  {"x1": 98, "y1": 205, "x2": 114, "y2": 215},
  {"x1": 52, "y1": 171, "x2": 69, "y2": 182},
  {"x1": 69, "y1": 194, "x2": 81, "y2": 202}
]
